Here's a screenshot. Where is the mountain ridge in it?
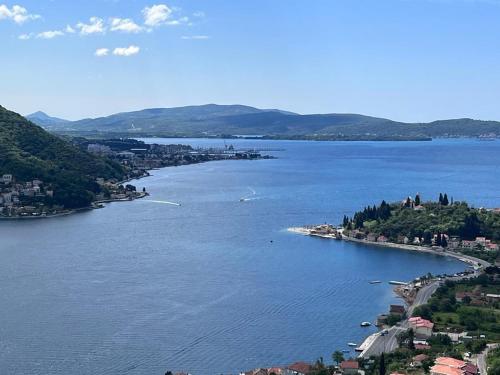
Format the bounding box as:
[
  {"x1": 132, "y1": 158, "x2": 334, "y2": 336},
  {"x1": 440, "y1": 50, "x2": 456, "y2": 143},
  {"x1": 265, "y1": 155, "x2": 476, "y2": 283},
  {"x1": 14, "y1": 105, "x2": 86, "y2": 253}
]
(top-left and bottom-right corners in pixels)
[{"x1": 27, "y1": 104, "x2": 500, "y2": 139}]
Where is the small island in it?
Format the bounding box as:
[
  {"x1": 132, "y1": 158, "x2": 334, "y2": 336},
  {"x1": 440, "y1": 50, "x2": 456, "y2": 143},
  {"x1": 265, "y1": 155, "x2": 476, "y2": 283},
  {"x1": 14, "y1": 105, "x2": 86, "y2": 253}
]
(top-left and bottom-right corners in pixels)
[{"x1": 290, "y1": 194, "x2": 500, "y2": 265}]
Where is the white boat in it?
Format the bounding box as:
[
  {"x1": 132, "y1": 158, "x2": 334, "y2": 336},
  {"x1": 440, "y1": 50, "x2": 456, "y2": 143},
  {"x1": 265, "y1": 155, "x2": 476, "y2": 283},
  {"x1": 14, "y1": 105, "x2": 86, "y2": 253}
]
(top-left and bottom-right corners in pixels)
[
  {"x1": 360, "y1": 321, "x2": 371, "y2": 327},
  {"x1": 369, "y1": 280, "x2": 382, "y2": 284},
  {"x1": 388, "y1": 280, "x2": 408, "y2": 286},
  {"x1": 347, "y1": 342, "x2": 357, "y2": 347}
]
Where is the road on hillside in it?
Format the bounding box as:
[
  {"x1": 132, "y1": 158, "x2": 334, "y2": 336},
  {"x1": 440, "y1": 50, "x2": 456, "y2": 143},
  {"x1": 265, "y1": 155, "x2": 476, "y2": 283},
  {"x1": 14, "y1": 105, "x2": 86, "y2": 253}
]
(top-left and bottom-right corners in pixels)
[{"x1": 359, "y1": 326, "x2": 406, "y2": 357}]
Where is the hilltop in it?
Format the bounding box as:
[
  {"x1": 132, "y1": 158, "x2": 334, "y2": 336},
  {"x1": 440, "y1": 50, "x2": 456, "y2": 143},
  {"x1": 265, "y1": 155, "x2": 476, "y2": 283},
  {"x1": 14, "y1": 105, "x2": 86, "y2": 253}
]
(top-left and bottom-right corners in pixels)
[
  {"x1": 28, "y1": 104, "x2": 500, "y2": 140},
  {"x1": 26, "y1": 111, "x2": 69, "y2": 127},
  {"x1": 0, "y1": 105, "x2": 125, "y2": 209}
]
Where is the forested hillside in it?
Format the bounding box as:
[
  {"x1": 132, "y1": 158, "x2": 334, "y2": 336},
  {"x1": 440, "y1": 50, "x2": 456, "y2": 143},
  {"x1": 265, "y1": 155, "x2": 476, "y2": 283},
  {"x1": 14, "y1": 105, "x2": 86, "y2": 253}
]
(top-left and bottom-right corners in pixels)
[{"x1": 0, "y1": 105, "x2": 125, "y2": 208}]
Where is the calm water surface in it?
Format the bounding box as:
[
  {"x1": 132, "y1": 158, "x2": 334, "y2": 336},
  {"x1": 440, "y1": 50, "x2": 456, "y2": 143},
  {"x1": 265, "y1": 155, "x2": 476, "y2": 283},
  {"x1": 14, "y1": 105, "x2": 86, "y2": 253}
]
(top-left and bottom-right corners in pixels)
[{"x1": 1, "y1": 139, "x2": 499, "y2": 374}]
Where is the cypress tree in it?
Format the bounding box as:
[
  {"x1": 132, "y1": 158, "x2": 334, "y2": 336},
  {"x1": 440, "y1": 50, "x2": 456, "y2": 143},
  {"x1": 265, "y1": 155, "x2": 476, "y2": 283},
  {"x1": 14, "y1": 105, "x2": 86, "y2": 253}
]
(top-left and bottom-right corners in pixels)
[
  {"x1": 423, "y1": 230, "x2": 432, "y2": 245},
  {"x1": 442, "y1": 235, "x2": 448, "y2": 248},
  {"x1": 415, "y1": 193, "x2": 421, "y2": 206},
  {"x1": 379, "y1": 353, "x2": 386, "y2": 375},
  {"x1": 439, "y1": 193, "x2": 444, "y2": 204},
  {"x1": 443, "y1": 193, "x2": 449, "y2": 206},
  {"x1": 436, "y1": 232, "x2": 442, "y2": 247}
]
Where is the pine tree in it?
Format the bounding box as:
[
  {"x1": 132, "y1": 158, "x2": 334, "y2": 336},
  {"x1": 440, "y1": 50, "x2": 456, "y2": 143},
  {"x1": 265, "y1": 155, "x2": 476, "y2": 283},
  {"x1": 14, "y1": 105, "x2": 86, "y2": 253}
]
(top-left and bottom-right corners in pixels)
[{"x1": 439, "y1": 193, "x2": 444, "y2": 204}]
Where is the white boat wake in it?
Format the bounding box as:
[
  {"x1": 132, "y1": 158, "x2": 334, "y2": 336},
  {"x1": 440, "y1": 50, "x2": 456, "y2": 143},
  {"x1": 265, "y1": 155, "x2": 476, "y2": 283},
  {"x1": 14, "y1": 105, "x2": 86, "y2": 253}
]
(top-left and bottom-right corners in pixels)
[
  {"x1": 143, "y1": 200, "x2": 181, "y2": 206},
  {"x1": 240, "y1": 187, "x2": 258, "y2": 202}
]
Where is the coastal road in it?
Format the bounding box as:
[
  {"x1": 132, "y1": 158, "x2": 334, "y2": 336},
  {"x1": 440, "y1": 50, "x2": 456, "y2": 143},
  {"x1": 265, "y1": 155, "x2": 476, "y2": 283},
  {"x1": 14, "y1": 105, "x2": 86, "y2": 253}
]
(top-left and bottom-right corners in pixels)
[
  {"x1": 408, "y1": 280, "x2": 442, "y2": 316},
  {"x1": 359, "y1": 326, "x2": 406, "y2": 358}
]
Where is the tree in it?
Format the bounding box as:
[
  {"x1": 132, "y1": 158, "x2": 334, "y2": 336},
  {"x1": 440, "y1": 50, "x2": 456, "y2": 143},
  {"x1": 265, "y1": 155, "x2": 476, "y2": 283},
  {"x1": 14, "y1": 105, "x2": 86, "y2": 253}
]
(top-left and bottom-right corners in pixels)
[
  {"x1": 379, "y1": 353, "x2": 386, "y2": 375},
  {"x1": 441, "y1": 235, "x2": 448, "y2": 248},
  {"x1": 408, "y1": 328, "x2": 415, "y2": 350},
  {"x1": 423, "y1": 230, "x2": 432, "y2": 245},
  {"x1": 405, "y1": 197, "x2": 412, "y2": 208},
  {"x1": 443, "y1": 193, "x2": 449, "y2": 206},
  {"x1": 439, "y1": 193, "x2": 444, "y2": 204},
  {"x1": 332, "y1": 350, "x2": 344, "y2": 366},
  {"x1": 415, "y1": 193, "x2": 421, "y2": 206},
  {"x1": 436, "y1": 233, "x2": 442, "y2": 247}
]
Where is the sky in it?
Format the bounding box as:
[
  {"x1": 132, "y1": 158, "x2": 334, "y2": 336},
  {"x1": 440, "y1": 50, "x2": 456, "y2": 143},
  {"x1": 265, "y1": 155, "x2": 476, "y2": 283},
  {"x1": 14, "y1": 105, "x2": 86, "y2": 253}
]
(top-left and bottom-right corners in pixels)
[{"x1": 1, "y1": 0, "x2": 500, "y2": 122}]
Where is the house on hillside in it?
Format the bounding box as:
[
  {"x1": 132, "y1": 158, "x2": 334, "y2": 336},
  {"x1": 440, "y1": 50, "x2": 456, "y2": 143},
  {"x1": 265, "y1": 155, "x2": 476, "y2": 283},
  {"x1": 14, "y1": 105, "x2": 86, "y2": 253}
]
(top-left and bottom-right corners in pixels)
[
  {"x1": 340, "y1": 360, "x2": 359, "y2": 375},
  {"x1": 283, "y1": 362, "x2": 312, "y2": 375},
  {"x1": 389, "y1": 304, "x2": 406, "y2": 317},
  {"x1": 430, "y1": 357, "x2": 478, "y2": 375},
  {"x1": 409, "y1": 316, "x2": 434, "y2": 338}
]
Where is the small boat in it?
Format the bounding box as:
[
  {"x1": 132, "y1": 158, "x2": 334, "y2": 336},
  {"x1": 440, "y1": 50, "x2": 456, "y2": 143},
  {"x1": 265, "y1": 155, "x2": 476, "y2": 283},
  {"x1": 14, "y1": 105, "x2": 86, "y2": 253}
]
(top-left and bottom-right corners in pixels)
[
  {"x1": 355, "y1": 347, "x2": 364, "y2": 352},
  {"x1": 388, "y1": 281, "x2": 408, "y2": 286},
  {"x1": 342, "y1": 349, "x2": 350, "y2": 353},
  {"x1": 369, "y1": 280, "x2": 382, "y2": 284},
  {"x1": 347, "y1": 343, "x2": 357, "y2": 347},
  {"x1": 360, "y1": 321, "x2": 372, "y2": 327}
]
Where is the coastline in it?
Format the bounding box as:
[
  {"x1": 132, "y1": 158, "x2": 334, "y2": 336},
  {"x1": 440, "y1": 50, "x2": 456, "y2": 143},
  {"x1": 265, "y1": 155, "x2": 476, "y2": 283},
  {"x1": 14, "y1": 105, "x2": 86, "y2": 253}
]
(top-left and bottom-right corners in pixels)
[
  {"x1": 287, "y1": 226, "x2": 488, "y2": 269},
  {"x1": 0, "y1": 154, "x2": 267, "y2": 221},
  {"x1": 288, "y1": 225, "x2": 490, "y2": 358}
]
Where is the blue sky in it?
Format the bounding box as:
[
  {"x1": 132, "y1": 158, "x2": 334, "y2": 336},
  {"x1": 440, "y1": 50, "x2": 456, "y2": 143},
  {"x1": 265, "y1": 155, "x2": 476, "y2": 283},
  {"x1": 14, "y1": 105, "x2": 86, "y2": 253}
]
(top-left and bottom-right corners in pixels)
[{"x1": 1, "y1": 0, "x2": 500, "y2": 122}]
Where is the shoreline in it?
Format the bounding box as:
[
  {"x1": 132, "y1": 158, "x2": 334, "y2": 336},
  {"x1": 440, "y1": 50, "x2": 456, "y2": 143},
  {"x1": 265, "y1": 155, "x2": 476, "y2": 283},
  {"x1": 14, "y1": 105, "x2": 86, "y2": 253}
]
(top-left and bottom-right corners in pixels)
[
  {"x1": 288, "y1": 225, "x2": 490, "y2": 357},
  {"x1": 287, "y1": 226, "x2": 488, "y2": 269},
  {"x1": 0, "y1": 155, "x2": 267, "y2": 221},
  {"x1": 0, "y1": 192, "x2": 150, "y2": 221}
]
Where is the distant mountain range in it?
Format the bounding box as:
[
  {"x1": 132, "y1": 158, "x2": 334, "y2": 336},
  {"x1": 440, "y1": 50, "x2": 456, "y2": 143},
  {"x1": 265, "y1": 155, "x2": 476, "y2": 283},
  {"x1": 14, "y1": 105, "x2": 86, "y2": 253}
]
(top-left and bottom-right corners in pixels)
[
  {"x1": 26, "y1": 111, "x2": 70, "y2": 127},
  {"x1": 27, "y1": 104, "x2": 500, "y2": 140}
]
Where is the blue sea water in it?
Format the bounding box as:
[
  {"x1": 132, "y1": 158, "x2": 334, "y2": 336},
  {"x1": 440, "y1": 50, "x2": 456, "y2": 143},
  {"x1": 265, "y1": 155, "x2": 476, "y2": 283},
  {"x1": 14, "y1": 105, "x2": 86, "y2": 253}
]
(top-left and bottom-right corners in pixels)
[{"x1": 0, "y1": 139, "x2": 499, "y2": 374}]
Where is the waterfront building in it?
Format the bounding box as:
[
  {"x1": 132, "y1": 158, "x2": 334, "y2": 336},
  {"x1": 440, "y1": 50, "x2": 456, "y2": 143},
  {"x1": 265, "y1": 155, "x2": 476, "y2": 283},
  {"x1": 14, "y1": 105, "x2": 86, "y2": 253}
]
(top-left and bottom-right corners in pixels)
[{"x1": 340, "y1": 360, "x2": 360, "y2": 375}]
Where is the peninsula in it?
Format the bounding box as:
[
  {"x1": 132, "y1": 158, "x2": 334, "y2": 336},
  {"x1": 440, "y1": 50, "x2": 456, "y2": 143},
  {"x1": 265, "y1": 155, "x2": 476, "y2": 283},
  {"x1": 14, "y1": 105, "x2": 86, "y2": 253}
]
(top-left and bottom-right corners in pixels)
[{"x1": 290, "y1": 194, "x2": 499, "y2": 265}]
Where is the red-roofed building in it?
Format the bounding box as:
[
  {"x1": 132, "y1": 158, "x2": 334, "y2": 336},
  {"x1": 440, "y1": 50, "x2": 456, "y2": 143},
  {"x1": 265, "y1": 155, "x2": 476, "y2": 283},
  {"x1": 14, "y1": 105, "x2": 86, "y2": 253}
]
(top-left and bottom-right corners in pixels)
[
  {"x1": 284, "y1": 362, "x2": 312, "y2": 375},
  {"x1": 340, "y1": 360, "x2": 360, "y2": 375},
  {"x1": 430, "y1": 357, "x2": 474, "y2": 375},
  {"x1": 431, "y1": 364, "x2": 464, "y2": 375},
  {"x1": 409, "y1": 316, "x2": 434, "y2": 338},
  {"x1": 412, "y1": 354, "x2": 429, "y2": 366}
]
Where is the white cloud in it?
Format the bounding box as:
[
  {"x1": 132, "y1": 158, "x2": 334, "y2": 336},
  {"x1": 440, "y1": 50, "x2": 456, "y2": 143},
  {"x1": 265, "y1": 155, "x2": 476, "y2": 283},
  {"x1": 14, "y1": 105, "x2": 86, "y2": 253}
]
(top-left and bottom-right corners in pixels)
[
  {"x1": 36, "y1": 30, "x2": 64, "y2": 39},
  {"x1": 193, "y1": 11, "x2": 205, "y2": 18},
  {"x1": 113, "y1": 45, "x2": 140, "y2": 56},
  {"x1": 76, "y1": 17, "x2": 105, "y2": 35},
  {"x1": 18, "y1": 32, "x2": 32, "y2": 40},
  {"x1": 142, "y1": 4, "x2": 172, "y2": 26},
  {"x1": 95, "y1": 48, "x2": 109, "y2": 57},
  {"x1": 181, "y1": 35, "x2": 210, "y2": 40},
  {"x1": 110, "y1": 17, "x2": 143, "y2": 33},
  {"x1": 65, "y1": 25, "x2": 75, "y2": 33},
  {"x1": 165, "y1": 15, "x2": 189, "y2": 26},
  {"x1": 0, "y1": 4, "x2": 40, "y2": 24}
]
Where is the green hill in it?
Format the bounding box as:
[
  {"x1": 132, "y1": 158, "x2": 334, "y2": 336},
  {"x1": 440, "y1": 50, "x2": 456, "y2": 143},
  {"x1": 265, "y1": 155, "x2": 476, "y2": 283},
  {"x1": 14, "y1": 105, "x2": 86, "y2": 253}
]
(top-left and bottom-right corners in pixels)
[
  {"x1": 30, "y1": 104, "x2": 500, "y2": 139},
  {"x1": 0, "y1": 105, "x2": 125, "y2": 208}
]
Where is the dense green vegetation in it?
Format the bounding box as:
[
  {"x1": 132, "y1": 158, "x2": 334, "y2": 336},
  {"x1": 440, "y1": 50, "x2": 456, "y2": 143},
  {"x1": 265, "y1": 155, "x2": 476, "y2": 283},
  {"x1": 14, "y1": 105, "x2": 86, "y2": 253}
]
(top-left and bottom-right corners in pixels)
[
  {"x1": 487, "y1": 347, "x2": 500, "y2": 375},
  {"x1": 344, "y1": 194, "x2": 500, "y2": 243},
  {"x1": 412, "y1": 268, "x2": 500, "y2": 341},
  {"x1": 28, "y1": 104, "x2": 500, "y2": 139},
  {"x1": 0, "y1": 105, "x2": 125, "y2": 208}
]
